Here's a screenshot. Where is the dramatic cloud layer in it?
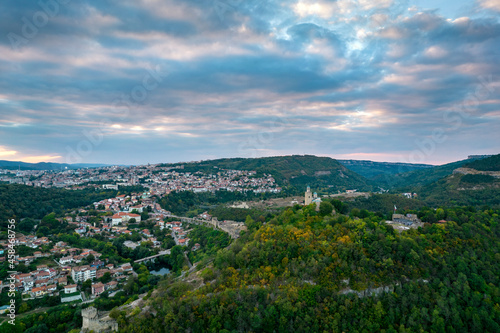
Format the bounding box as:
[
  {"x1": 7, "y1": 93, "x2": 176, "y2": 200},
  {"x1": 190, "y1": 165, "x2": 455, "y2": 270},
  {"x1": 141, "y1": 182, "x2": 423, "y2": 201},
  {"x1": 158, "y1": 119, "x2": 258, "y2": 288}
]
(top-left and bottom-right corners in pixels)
[{"x1": 0, "y1": 0, "x2": 499, "y2": 164}]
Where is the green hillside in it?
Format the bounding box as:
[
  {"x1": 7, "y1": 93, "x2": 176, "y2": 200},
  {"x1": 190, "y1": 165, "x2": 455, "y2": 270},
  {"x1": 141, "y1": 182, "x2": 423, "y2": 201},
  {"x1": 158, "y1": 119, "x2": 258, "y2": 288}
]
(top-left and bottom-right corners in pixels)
[
  {"x1": 408, "y1": 154, "x2": 500, "y2": 207},
  {"x1": 164, "y1": 155, "x2": 372, "y2": 193},
  {"x1": 338, "y1": 160, "x2": 432, "y2": 179},
  {"x1": 464, "y1": 154, "x2": 500, "y2": 171},
  {"x1": 0, "y1": 184, "x2": 143, "y2": 231},
  {"x1": 118, "y1": 205, "x2": 500, "y2": 333},
  {"x1": 0, "y1": 160, "x2": 108, "y2": 170},
  {"x1": 372, "y1": 155, "x2": 499, "y2": 191},
  {"x1": 373, "y1": 159, "x2": 473, "y2": 190},
  {"x1": 417, "y1": 173, "x2": 500, "y2": 208}
]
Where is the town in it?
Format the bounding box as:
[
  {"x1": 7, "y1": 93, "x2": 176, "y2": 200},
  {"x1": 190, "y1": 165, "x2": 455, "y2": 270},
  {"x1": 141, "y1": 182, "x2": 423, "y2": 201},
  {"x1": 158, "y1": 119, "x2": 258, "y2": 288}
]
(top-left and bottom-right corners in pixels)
[
  {"x1": 1, "y1": 0, "x2": 498, "y2": 329},
  {"x1": 0, "y1": 163, "x2": 278, "y2": 317},
  {"x1": 0, "y1": 164, "x2": 282, "y2": 195},
  {"x1": 0, "y1": 188, "x2": 242, "y2": 314}
]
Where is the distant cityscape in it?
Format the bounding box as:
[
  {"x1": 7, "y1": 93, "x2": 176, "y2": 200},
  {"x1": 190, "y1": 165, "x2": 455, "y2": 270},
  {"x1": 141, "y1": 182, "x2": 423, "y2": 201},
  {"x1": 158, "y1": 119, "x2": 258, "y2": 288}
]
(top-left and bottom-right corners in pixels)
[{"x1": 0, "y1": 164, "x2": 281, "y2": 195}]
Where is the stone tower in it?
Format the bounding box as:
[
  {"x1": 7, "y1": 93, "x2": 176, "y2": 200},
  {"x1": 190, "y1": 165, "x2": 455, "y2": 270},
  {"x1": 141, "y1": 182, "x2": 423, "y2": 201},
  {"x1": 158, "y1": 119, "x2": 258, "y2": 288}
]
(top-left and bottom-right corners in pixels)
[
  {"x1": 82, "y1": 306, "x2": 98, "y2": 328},
  {"x1": 81, "y1": 306, "x2": 118, "y2": 332},
  {"x1": 305, "y1": 186, "x2": 313, "y2": 205}
]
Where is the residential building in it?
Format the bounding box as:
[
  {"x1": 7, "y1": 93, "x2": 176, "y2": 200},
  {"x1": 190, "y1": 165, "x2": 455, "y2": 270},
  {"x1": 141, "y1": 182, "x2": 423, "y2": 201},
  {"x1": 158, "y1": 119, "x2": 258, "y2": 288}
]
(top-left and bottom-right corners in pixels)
[
  {"x1": 64, "y1": 284, "x2": 78, "y2": 294},
  {"x1": 71, "y1": 265, "x2": 97, "y2": 282},
  {"x1": 31, "y1": 286, "x2": 47, "y2": 297},
  {"x1": 92, "y1": 282, "x2": 105, "y2": 296}
]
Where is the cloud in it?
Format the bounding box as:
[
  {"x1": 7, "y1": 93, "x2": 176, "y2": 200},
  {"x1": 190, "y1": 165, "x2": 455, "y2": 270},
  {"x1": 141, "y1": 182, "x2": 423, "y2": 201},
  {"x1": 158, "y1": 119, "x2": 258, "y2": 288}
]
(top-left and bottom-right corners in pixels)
[
  {"x1": 424, "y1": 46, "x2": 448, "y2": 58},
  {"x1": 478, "y1": 0, "x2": 500, "y2": 12},
  {"x1": 0, "y1": 146, "x2": 17, "y2": 158},
  {"x1": 0, "y1": 1, "x2": 498, "y2": 164},
  {"x1": 22, "y1": 155, "x2": 62, "y2": 163},
  {"x1": 292, "y1": 1, "x2": 336, "y2": 19},
  {"x1": 0, "y1": 145, "x2": 61, "y2": 163}
]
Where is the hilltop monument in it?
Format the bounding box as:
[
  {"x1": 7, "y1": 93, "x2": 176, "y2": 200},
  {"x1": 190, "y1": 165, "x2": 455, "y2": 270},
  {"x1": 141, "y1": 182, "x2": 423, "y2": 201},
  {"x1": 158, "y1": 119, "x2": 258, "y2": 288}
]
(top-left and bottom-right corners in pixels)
[
  {"x1": 305, "y1": 186, "x2": 313, "y2": 205},
  {"x1": 305, "y1": 186, "x2": 322, "y2": 210}
]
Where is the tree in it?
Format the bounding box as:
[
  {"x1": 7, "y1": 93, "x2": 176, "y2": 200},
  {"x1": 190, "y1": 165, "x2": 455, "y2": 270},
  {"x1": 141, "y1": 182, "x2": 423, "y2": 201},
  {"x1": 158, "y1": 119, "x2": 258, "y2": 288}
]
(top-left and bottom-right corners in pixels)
[
  {"x1": 162, "y1": 235, "x2": 176, "y2": 249},
  {"x1": 18, "y1": 218, "x2": 37, "y2": 233},
  {"x1": 331, "y1": 199, "x2": 349, "y2": 214},
  {"x1": 169, "y1": 246, "x2": 186, "y2": 272},
  {"x1": 436, "y1": 208, "x2": 445, "y2": 220},
  {"x1": 350, "y1": 208, "x2": 360, "y2": 218},
  {"x1": 84, "y1": 254, "x2": 95, "y2": 264},
  {"x1": 99, "y1": 272, "x2": 112, "y2": 284},
  {"x1": 245, "y1": 216, "x2": 261, "y2": 231},
  {"x1": 18, "y1": 302, "x2": 30, "y2": 313},
  {"x1": 124, "y1": 276, "x2": 138, "y2": 295},
  {"x1": 82, "y1": 279, "x2": 92, "y2": 294},
  {"x1": 36, "y1": 226, "x2": 50, "y2": 237},
  {"x1": 109, "y1": 307, "x2": 120, "y2": 319},
  {"x1": 319, "y1": 202, "x2": 333, "y2": 216}
]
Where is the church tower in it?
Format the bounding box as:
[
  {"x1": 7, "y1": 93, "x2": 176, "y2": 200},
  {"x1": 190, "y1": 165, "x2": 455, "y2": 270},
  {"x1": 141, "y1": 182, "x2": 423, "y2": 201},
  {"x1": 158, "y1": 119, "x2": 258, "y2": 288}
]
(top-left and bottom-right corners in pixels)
[{"x1": 305, "y1": 186, "x2": 313, "y2": 205}]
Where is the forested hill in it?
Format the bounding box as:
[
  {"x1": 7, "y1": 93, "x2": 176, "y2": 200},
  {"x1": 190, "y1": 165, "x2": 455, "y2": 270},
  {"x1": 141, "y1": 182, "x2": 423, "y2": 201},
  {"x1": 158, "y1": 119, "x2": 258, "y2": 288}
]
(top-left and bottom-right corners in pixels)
[
  {"x1": 372, "y1": 155, "x2": 499, "y2": 190},
  {"x1": 464, "y1": 153, "x2": 500, "y2": 171},
  {"x1": 338, "y1": 159, "x2": 432, "y2": 179},
  {"x1": 0, "y1": 184, "x2": 119, "y2": 229},
  {"x1": 120, "y1": 205, "x2": 500, "y2": 332},
  {"x1": 416, "y1": 153, "x2": 500, "y2": 207},
  {"x1": 163, "y1": 155, "x2": 372, "y2": 193},
  {"x1": 373, "y1": 158, "x2": 476, "y2": 190},
  {"x1": 0, "y1": 160, "x2": 108, "y2": 170}
]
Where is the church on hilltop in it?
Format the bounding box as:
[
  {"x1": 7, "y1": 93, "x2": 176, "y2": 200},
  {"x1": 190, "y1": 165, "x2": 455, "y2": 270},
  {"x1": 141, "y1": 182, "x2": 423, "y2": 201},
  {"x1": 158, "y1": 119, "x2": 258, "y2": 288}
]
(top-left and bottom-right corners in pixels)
[{"x1": 305, "y1": 186, "x2": 322, "y2": 210}]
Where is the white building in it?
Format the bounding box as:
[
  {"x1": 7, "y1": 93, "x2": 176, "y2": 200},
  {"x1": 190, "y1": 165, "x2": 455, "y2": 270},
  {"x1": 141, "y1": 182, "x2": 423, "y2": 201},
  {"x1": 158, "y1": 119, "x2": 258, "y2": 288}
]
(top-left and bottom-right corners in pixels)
[
  {"x1": 59, "y1": 256, "x2": 73, "y2": 265},
  {"x1": 110, "y1": 212, "x2": 141, "y2": 226},
  {"x1": 64, "y1": 284, "x2": 78, "y2": 294},
  {"x1": 71, "y1": 265, "x2": 97, "y2": 282}
]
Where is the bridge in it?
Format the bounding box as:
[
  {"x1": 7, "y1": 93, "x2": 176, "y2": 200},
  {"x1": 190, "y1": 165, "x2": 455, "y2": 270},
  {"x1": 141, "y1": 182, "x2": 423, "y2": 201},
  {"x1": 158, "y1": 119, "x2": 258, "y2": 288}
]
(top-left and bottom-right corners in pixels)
[{"x1": 134, "y1": 249, "x2": 170, "y2": 264}]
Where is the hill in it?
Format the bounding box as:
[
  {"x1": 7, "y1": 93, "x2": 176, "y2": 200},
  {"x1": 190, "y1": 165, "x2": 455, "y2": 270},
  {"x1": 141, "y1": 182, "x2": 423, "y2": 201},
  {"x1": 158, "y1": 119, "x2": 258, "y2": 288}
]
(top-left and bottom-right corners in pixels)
[
  {"x1": 163, "y1": 155, "x2": 373, "y2": 193},
  {"x1": 414, "y1": 154, "x2": 500, "y2": 207},
  {"x1": 338, "y1": 159, "x2": 433, "y2": 179},
  {"x1": 0, "y1": 184, "x2": 145, "y2": 231},
  {"x1": 464, "y1": 153, "x2": 500, "y2": 171},
  {"x1": 373, "y1": 159, "x2": 476, "y2": 190},
  {"x1": 118, "y1": 205, "x2": 500, "y2": 333},
  {"x1": 0, "y1": 184, "x2": 119, "y2": 230},
  {"x1": 0, "y1": 160, "x2": 108, "y2": 170},
  {"x1": 418, "y1": 174, "x2": 500, "y2": 207},
  {"x1": 371, "y1": 155, "x2": 499, "y2": 190}
]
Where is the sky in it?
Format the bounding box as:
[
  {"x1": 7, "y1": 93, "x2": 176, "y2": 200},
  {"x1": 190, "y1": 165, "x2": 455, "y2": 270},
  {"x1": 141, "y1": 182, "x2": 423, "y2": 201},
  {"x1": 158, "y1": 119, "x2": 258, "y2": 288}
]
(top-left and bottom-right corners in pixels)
[{"x1": 0, "y1": 0, "x2": 499, "y2": 166}]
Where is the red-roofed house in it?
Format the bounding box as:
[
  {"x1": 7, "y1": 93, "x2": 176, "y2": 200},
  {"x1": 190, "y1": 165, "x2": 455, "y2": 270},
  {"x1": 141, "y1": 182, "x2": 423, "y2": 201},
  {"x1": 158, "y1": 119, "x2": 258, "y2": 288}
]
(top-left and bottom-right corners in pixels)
[
  {"x1": 92, "y1": 282, "x2": 105, "y2": 296},
  {"x1": 64, "y1": 284, "x2": 77, "y2": 294},
  {"x1": 31, "y1": 286, "x2": 47, "y2": 297},
  {"x1": 111, "y1": 212, "x2": 141, "y2": 225}
]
